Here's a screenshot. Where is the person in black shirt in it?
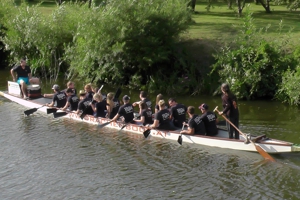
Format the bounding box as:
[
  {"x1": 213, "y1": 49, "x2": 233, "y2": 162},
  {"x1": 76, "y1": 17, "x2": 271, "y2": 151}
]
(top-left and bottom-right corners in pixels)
[
  {"x1": 91, "y1": 93, "x2": 109, "y2": 118},
  {"x1": 133, "y1": 91, "x2": 152, "y2": 114},
  {"x1": 149, "y1": 100, "x2": 176, "y2": 130},
  {"x1": 46, "y1": 84, "x2": 67, "y2": 108},
  {"x1": 10, "y1": 58, "x2": 40, "y2": 99},
  {"x1": 180, "y1": 106, "x2": 206, "y2": 135},
  {"x1": 61, "y1": 88, "x2": 79, "y2": 111},
  {"x1": 135, "y1": 102, "x2": 153, "y2": 126},
  {"x1": 199, "y1": 103, "x2": 218, "y2": 136},
  {"x1": 84, "y1": 84, "x2": 94, "y2": 100},
  {"x1": 111, "y1": 95, "x2": 134, "y2": 123},
  {"x1": 168, "y1": 98, "x2": 187, "y2": 128},
  {"x1": 106, "y1": 92, "x2": 120, "y2": 119},
  {"x1": 76, "y1": 90, "x2": 94, "y2": 115},
  {"x1": 154, "y1": 93, "x2": 168, "y2": 113},
  {"x1": 218, "y1": 83, "x2": 239, "y2": 139}
]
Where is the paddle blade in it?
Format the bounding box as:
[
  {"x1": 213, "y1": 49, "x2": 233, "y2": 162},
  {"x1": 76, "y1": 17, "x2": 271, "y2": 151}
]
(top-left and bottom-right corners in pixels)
[
  {"x1": 121, "y1": 124, "x2": 127, "y2": 130},
  {"x1": 47, "y1": 108, "x2": 57, "y2": 114},
  {"x1": 114, "y1": 88, "x2": 122, "y2": 99},
  {"x1": 255, "y1": 144, "x2": 275, "y2": 162},
  {"x1": 24, "y1": 108, "x2": 38, "y2": 116},
  {"x1": 98, "y1": 121, "x2": 112, "y2": 129},
  {"x1": 53, "y1": 112, "x2": 68, "y2": 118},
  {"x1": 177, "y1": 135, "x2": 183, "y2": 145},
  {"x1": 143, "y1": 129, "x2": 151, "y2": 138}
]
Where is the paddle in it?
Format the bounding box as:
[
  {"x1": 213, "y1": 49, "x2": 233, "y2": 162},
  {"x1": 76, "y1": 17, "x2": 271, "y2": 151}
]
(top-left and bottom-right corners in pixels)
[
  {"x1": 24, "y1": 105, "x2": 45, "y2": 116},
  {"x1": 80, "y1": 85, "x2": 104, "y2": 119},
  {"x1": 98, "y1": 120, "x2": 113, "y2": 129},
  {"x1": 213, "y1": 106, "x2": 275, "y2": 161},
  {"x1": 53, "y1": 111, "x2": 69, "y2": 118},
  {"x1": 177, "y1": 124, "x2": 185, "y2": 145},
  {"x1": 114, "y1": 87, "x2": 122, "y2": 99},
  {"x1": 143, "y1": 129, "x2": 151, "y2": 138},
  {"x1": 47, "y1": 108, "x2": 57, "y2": 114},
  {"x1": 119, "y1": 114, "x2": 141, "y2": 130}
]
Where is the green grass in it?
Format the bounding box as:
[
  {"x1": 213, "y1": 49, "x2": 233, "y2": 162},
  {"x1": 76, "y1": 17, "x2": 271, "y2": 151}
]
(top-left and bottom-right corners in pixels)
[{"x1": 186, "y1": 2, "x2": 300, "y2": 43}]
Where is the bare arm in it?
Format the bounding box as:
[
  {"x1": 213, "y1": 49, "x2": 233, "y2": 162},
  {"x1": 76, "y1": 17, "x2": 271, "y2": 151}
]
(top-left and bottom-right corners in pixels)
[
  {"x1": 10, "y1": 69, "x2": 16, "y2": 81},
  {"x1": 111, "y1": 113, "x2": 120, "y2": 122},
  {"x1": 150, "y1": 119, "x2": 159, "y2": 128},
  {"x1": 61, "y1": 102, "x2": 70, "y2": 111},
  {"x1": 46, "y1": 101, "x2": 55, "y2": 107},
  {"x1": 28, "y1": 73, "x2": 32, "y2": 80},
  {"x1": 135, "y1": 116, "x2": 145, "y2": 124},
  {"x1": 180, "y1": 127, "x2": 194, "y2": 135}
]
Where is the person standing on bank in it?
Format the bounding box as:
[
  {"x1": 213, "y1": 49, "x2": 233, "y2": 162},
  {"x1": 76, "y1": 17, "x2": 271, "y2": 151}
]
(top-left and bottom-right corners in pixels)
[
  {"x1": 10, "y1": 58, "x2": 40, "y2": 99},
  {"x1": 180, "y1": 106, "x2": 206, "y2": 135},
  {"x1": 218, "y1": 83, "x2": 239, "y2": 139},
  {"x1": 111, "y1": 95, "x2": 134, "y2": 123},
  {"x1": 199, "y1": 103, "x2": 218, "y2": 136},
  {"x1": 46, "y1": 84, "x2": 67, "y2": 108}
]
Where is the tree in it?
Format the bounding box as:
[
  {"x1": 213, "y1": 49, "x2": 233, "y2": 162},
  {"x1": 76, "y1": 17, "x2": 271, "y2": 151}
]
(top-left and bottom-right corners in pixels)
[{"x1": 257, "y1": 0, "x2": 271, "y2": 12}]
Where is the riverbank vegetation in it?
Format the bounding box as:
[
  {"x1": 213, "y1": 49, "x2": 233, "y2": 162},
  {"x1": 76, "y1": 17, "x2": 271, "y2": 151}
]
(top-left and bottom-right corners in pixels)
[{"x1": 0, "y1": 0, "x2": 300, "y2": 105}]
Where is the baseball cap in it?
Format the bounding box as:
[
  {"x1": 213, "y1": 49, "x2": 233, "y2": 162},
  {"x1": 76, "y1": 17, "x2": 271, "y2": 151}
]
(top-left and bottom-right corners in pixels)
[
  {"x1": 199, "y1": 103, "x2": 209, "y2": 110},
  {"x1": 52, "y1": 84, "x2": 59, "y2": 90},
  {"x1": 123, "y1": 95, "x2": 130, "y2": 101},
  {"x1": 79, "y1": 90, "x2": 86, "y2": 96}
]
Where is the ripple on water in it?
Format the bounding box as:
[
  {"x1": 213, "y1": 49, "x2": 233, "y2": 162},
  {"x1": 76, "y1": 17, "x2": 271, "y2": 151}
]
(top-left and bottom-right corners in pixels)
[{"x1": 1, "y1": 100, "x2": 300, "y2": 199}]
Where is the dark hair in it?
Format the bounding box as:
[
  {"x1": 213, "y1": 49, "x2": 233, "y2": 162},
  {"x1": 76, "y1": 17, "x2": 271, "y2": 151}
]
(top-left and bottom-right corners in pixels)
[
  {"x1": 140, "y1": 91, "x2": 147, "y2": 98},
  {"x1": 187, "y1": 106, "x2": 195, "y2": 114},
  {"x1": 221, "y1": 83, "x2": 235, "y2": 99},
  {"x1": 66, "y1": 88, "x2": 73, "y2": 93},
  {"x1": 168, "y1": 98, "x2": 176, "y2": 102}
]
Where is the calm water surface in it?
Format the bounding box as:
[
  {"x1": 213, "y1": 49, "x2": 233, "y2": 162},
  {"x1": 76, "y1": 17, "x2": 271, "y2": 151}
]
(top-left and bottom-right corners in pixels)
[{"x1": 1, "y1": 70, "x2": 300, "y2": 199}]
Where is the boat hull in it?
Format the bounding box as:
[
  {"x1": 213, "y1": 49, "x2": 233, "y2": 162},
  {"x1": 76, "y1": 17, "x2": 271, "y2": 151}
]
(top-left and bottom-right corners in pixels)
[{"x1": 1, "y1": 88, "x2": 299, "y2": 154}]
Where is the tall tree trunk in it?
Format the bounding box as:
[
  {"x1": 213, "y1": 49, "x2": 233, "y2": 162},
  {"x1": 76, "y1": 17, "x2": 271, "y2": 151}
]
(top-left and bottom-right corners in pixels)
[
  {"x1": 236, "y1": 0, "x2": 245, "y2": 17},
  {"x1": 88, "y1": 0, "x2": 92, "y2": 8},
  {"x1": 258, "y1": 0, "x2": 272, "y2": 13},
  {"x1": 58, "y1": 0, "x2": 62, "y2": 5},
  {"x1": 228, "y1": 0, "x2": 233, "y2": 9},
  {"x1": 187, "y1": 0, "x2": 197, "y2": 11}
]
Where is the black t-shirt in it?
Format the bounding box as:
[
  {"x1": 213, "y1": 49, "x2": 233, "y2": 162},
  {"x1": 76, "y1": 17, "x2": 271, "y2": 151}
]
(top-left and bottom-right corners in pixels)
[
  {"x1": 78, "y1": 98, "x2": 94, "y2": 115},
  {"x1": 63, "y1": 88, "x2": 77, "y2": 95},
  {"x1": 12, "y1": 65, "x2": 31, "y2": 78},
  {"x1": 142, "y1": 98, "x2": 152, "y2": 110},
  {"x1": 53, "y1": 91, "x2": 67, "y2": 108},
  {"x1": 170, "y1": 103, "x2": 187, "y2": 128},
  {"x1": 95, "y1": 100, "x2": 108, "y2": 118},
  {"x1": 86, "y1": 91, "x2": 94, "y2": 100},
  {"x1": 67, "y1": 94, "x2": 79, "y2": 111},
  {"x1": 141, "y1": 108, "x2": 153, "y2": 125},
  {"x1": 154, "y1": 109, "x2": 176, "y2": 130},
  {"x1": 188, "y1": 114, "x2": 206, "y2": 135},
  {"x1": 118, "y1": 103, "x2": 134, "y2": 123},
  {"x1": 109, "y1": 98, "x2": 120, "y2": 119},
  {"x1": 200, "y1": 111, "x2": 218, "y2": 136}
]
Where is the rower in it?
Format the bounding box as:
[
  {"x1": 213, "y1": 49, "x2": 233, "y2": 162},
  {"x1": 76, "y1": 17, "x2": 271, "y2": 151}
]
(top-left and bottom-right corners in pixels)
[
  {"x1": 180, "y1": 106, "x2": 206, "y2": 135},
  {"x1": 44, "y1": 81, "x2": 76, "y2": 98},
  {"x1": 135, "y1": 102, "x2": 153, "y2": 126},
  {"x1": 76, "y1": 90, "x2": 94, "y2": 115},
  {"x1": 111, "y1": 95, "x2": 134, "y2": 123},
  {"x1": 168, "y1": 98, "x2": 187, "y2": 128},
  {"x1": 132, "y1": 91, "x2": 152, "y2": 114},
  {"x1": 46, "y1": 84, "x2": 67, "y2": 108},
  {"x1": 61, "y1": 88, "x2": 79, "y2": 111},
  {"x1": 10, "y1": 58, "x2": 40, "y2": 99},
  {"x1": 199, "y1": 103, "x2": 219, "y2": 136},
  {"x1": 107, "y1": 92, "x2": 120, "y2": 119},
  {"x1": 91, "y1": 93, "x2": 109, "y2": 118}
]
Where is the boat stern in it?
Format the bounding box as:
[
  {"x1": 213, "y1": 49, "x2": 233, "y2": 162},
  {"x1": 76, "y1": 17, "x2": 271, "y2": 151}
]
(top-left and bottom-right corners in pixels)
[{"x1": 292, "y1": 144, "x2": 300, "y2": 152}]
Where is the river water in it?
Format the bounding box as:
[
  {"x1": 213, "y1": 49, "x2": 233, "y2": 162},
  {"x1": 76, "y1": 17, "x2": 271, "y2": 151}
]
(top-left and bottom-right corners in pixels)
[{"x1": 1, "y1": 70, "x2": 300, "y2": 199}]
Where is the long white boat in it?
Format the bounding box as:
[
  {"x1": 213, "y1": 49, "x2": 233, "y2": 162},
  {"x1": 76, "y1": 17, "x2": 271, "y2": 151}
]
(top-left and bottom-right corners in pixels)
[{"x1": 1, "y1": 81, "x2": 300, "y2": 154}]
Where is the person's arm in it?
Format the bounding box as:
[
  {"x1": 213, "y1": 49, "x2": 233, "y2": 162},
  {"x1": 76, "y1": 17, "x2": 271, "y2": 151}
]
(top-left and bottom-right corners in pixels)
[
  {"x1": 150, "y1": 119, "x2": 159, "y2": 128},
  {"x1": 91, "y1": 103, "x2": 96, "y2": 112},
  {"x1": 46, "y1": 101, "x2": 55, "y2": 107},
  {"x1": 28, "y1": 72, "x2": 32, "y2": 80},
  {"x1": 61, "y1": 101, "x2": 70, "y2": 111},
  {"x1": 180, "y1": 127, "x2": 194, "y2": 135},
  {"x1": 106, "y1": 104, "x2": 111, "y2": 118},
  {"x1": 10, "y1": 69, "x2": 16, "y2": 82},
  {"x1": 135, "y1": 116, "x2": 145, "y2": 124},
  {"x1": 220, "y1": 96, "x2": 231, "y2": 115},
  {"x1": 111, "y1": 113, "x2": 120, "y2": 122}
]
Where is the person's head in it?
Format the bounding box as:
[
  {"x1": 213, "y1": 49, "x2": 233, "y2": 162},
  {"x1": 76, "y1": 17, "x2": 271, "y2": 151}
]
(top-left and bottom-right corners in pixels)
[
  {"x1": 93, "y1": 93, "x2": 102, "y2": 102},
  {"x1": 199, "y1": 103, "x2": 209, "y2": 113},
  {"x1": 93, "y1": 87, "x2": 99, "y2": 94},
  {"x1": 66, "y1": 88, "x2": 74, "y2": 96},
  {"x1": 20, "y1": 58, "x2": 26, "y2": 67},
  {"x1": 168, "y1": 98, "x2": 176, "y2": 107},
  {"x1": 123, "y1": 95, "x2": 130, "y2": 103},
  {"x1": 221, "y1": 83, "x2": 230, "y2": 94},
  {"x1": 67, "y1": 81, "x2": 75, "y2": 89},
  {"x1": 107, "y1": 92, "x2": 114, "y2": 100},
  {"x1": 84, "y1": 84, "x2": 92, "y2": 93},
  {"x1": 187, "y1": 106, "x2": 195, "y2": 115},
  {"x1": 139, "y1": 101, "x2": 148, "y2": 110},
  {"x1": 158, "y1": 99, "x2": 165, "y2": 109},
  {"x1": 52, "y1": 84, "x2": 60, "y2": 92},
  {"x1": 79, "y1": 90, "x2": 86, "y2": 99},
  {"x1": 156, "y1": 94, "x2": 163, "y2": 105},
  {"x1": 140, "y1": 91, "x2": 147, "y2": 99}
]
